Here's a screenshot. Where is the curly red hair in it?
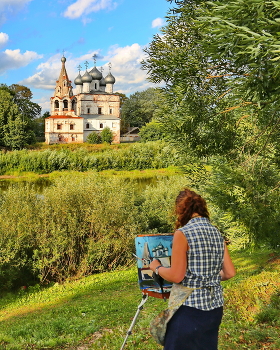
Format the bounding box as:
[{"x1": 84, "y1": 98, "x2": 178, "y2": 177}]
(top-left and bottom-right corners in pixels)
[{"x1": 175, "y1": 188, "x2": 209, "y2": 229}]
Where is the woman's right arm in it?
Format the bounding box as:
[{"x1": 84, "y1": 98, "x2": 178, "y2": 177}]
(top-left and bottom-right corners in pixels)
[{"x1": 220, "y1": 243, "x2": 236, "y2": 281}]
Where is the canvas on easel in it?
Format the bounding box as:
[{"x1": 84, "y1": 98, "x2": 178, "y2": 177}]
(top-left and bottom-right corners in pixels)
[{"x1": 135, "y1": 233, "x2": 173, "y2": 298}]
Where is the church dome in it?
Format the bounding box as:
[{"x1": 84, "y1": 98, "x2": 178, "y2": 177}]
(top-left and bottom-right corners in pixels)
[
  {"x1": 100, "y1": 76, "x2": 106, "y2": 86},
  {"x1": 90, "y1": 67, "x2": 102, "y2": 80},
  {"x1": 74, "y1": 73, "x2": 83, "y2": 85},
  {"x1": 104, "y1": 72, "x2": 115, "y2": 84},
  {"x1": 61, "y1": 56, "x2": 66, "y2": 63},
  {"x1": 81, "y1": 70, "x2": 92, "y2": 83}
]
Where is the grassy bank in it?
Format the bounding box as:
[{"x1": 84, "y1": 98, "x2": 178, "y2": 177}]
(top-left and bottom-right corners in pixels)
[
  {"x1": 0, "y1": 141, "x2": 181, "y2": 175},
  {"x1": 0, "y1": 248, "x2": 279, "y2": 350}
]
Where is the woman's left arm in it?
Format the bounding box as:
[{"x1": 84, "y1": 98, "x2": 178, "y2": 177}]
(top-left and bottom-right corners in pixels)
[{"x1": 150, "y1": 230, "x2": 188, "y2": 283}]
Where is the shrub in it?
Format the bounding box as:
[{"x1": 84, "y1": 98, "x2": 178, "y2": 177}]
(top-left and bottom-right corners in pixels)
[
  {"x1": 0, "y1": 173, "x2": 188, "y2": 290},
  {"x1": 139, "y1": 121, "x2": 166, "y2": 142},
  {"x1": 87, "y1": 132, "x2": 101, "y2": 144},
  {"x1": 100, "y1": 127, "x2": 113, "y2": 144}
]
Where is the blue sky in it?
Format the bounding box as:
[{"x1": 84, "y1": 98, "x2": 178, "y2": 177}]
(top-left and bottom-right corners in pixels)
[{"x1": 0, "y1": 0, "x2": 172, "y2": 112}]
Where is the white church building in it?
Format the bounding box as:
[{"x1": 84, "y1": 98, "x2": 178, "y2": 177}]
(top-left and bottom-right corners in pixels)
[{"x1": 45, "y1": 55, "x2": 121, "y2": 144}]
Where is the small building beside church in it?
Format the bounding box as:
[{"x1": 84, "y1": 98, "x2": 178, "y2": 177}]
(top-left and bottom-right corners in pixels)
[{"x1": 45, "y1": 56, "x2": 121, "y2": 144}]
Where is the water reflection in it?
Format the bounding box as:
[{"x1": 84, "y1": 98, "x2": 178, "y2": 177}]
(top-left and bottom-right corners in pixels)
[
  {"x1": 0, "y1": 175, "x2": 161, "y2": 193},
  {"x1": 0, "y1": 177, "x2": 52, "y2": 193}
]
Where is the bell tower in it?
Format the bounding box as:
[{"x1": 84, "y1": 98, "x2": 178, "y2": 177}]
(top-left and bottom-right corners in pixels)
[{"x1": 54, "y1": 55, "x2": 73, "y2": 98}]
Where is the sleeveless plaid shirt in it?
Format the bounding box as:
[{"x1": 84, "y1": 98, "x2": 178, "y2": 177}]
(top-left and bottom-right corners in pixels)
[{"x1": 179, "y1": 217, "x2": 224, "y2": 311}]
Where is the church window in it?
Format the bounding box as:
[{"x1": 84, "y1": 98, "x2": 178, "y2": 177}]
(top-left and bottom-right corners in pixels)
[
  {"x1": 95, "y1": 83, "x2": 97, "y2": 89},
  {"x1": 57, "y1": 124, "x2": 62, "y2": 130},
  {"x1": 87, "y1": 108, "x2": 90, "y2": 114},
  {"x1": 70, "y1": 124, "x2": 74, "y2": 130},
  {"x1": 55, "y1": 100, "x2": 59, "y2": 109},
  {"x1": 98, "y1": 107, "x2": 102, "y2": 114},
  {"x1": 100, "y1": 123, "x2": 103, "y2": 129},
  {"x1": 71, "y1": 100, "x2": 76, "y2": 112},
  {"x1": 63, "y1": 100, "x2": 68, "y2": 110},
  {"x1": 86, "y1": 123, "x2": 90, "y2": 129},
  {"x1": 109, "y1": 108, "x2": 113, "y2": 114}
]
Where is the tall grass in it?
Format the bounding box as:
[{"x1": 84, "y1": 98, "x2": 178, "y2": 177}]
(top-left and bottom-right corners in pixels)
[{"x1": 0, "y1": 141, "x2": 181, "y2": 175}]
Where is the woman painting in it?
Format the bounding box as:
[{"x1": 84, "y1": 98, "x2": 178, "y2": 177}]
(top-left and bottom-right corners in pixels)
[{"x1": 150, "y1": 188, "x2": 236, "y2": 350}]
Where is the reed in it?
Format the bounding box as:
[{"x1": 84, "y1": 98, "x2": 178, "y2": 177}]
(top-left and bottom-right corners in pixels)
[{"x1": 0, "y1": 141, "x2": 181, "y2": 175}]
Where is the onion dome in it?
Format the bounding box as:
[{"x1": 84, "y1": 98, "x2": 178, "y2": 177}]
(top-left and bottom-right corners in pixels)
[
  {"x1": 104, "y1": 72, "x2": 115, "y2": 84},
  {"x1": 74, "y1": 73, "x2": 83, "y2": 85},
  {"x1": 100, "y1": 76, "x2": 106, "y2": 87},
  {"x1": 81, "y1": 70, "x2": 92, "y2": 83},
  {"x1": 89, "y1": 67, "x2": 102, "y2": 80}
]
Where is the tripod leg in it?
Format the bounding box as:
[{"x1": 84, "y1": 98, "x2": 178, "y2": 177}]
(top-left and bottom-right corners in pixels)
[{"x1": 120, "y1": 294, "x2": 148, "y2": 350}]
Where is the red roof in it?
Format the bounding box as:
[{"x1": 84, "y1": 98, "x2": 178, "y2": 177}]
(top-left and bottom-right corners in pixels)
[{"x1": 47, "y1": 116, "x2": 83, "y2": 119}]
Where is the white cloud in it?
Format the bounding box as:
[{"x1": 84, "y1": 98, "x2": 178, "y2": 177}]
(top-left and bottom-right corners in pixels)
[
  {"x1": 0, "y1": 32, "x2": 9, "y2": 49},
  {"x1": 19, "y1": 52, "x2": 100, "y2": 90},
  {"x1": 0, "y1": 0, "x2": 32, "y2": 24},
  {"x1": 152, "y1": 17, "x2": 164, "y2": 28},
  {"x1": 0, "y1": 49, "x2": 43, "y2": 75},
  {"x1": 63, "y1": 0, "x2": 118, "y2": 19},
  {"x1": 20, "y1": 44, "x2": 162, "y2": 111},
  {"x1": 103, "y1": 43, "x2": 161, "y2": 95}
]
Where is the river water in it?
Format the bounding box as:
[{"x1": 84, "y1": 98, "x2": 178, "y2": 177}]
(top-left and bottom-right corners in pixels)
[{"x1": 0, "y1": 176, "x2": 159, "y2": 193}]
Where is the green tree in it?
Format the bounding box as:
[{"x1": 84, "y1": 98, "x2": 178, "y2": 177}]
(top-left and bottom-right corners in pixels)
[
  {"x1": 0, "y1": 89, "x2": 33, "y2": 149},
  {"x1": 142, "y1": 0, "x2": 280, "y2": 247},
  {"x1": 0, "y1": 84, "x2": 41, "y2": 148},
  {"x1": 32, "y1": 111, "x2": 50, "y2": 140},
  {"x1": 101, "y1": 127, "x2": 113, "y2": 144},
  {"x1": 87, "y1": 131, "x2": 101, "y2": 144},
  {"x1": 121, "y1": 88, "x2": 162, "y2": 128},
  {"x1": 139, "y1": 121, "x2": 166, "y2": 142}
]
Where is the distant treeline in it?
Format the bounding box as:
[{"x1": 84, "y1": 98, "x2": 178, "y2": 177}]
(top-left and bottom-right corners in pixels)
[
  {"x1": 0, "y1": 141, "x2": 181, "y2": 174},
  {"x1": 0, "y1": 174, "x2": 187, "y2": 291}
]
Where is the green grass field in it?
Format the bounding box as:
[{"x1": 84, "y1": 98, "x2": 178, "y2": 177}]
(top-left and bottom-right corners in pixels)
[{"x1": 0, "y1": 248, "x2": 279, "y2": 350}]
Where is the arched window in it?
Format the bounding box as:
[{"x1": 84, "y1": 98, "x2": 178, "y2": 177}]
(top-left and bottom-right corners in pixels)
[
  {"x1": 63, "y1": 100, "x2": 68, "y2": 109},
  {"x1": 71, "y1": 99, "x2": 76, "y2": 112},
  {"x1": 100, "y1": 123, "x2": 103, "y2": 129},
  {"x1": 54, "y1": 100, "x2": 59, "y2": 109},
  {"x1": 86, "y1": 123, "x2": 90, "y2": 129}
]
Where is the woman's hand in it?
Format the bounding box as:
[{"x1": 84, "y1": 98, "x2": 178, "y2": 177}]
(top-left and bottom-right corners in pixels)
[
  {"x1": 150, "y1": 259, "x2": 162, "y2": 273},
  {"x1": 149, "y1": 230, "x2": 188, "y2": 283}
]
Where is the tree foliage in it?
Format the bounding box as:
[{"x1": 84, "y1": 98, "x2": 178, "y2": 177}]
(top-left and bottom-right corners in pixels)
[
  {"x1": 139, "y1": 121, "x2": 166, "y2": 142},
  {"x1": 100, "y1": 127, "x2": 113, "y2": 144},
  {"x1": 142, "y1": 0, "x2": 280, "y2": 247},
  {"x1": 87, "y1": 131, "x2": 101, "y2": 144},
  {"x1": 0, "y1": 84, "x2": 41, "y2": 149},
  {"x1": 121, "y1": 88, "x2": 162, "y2": 128}
]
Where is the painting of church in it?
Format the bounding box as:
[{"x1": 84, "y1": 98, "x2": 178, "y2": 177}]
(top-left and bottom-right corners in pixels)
[
  {"x1": 45, "y1": 55, "x2": 121, "y2": 144},
  {"x1": 135, "y1": 234, "x2": 173, "y2": 291}
]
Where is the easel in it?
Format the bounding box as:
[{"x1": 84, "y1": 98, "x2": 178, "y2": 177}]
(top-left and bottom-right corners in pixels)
[
  {"x1": 120, "y1": 288, "x2": 170, "y2": 350},
  {"x1": 121, "y1": 234, "x2": 173, "y2": 349}
]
